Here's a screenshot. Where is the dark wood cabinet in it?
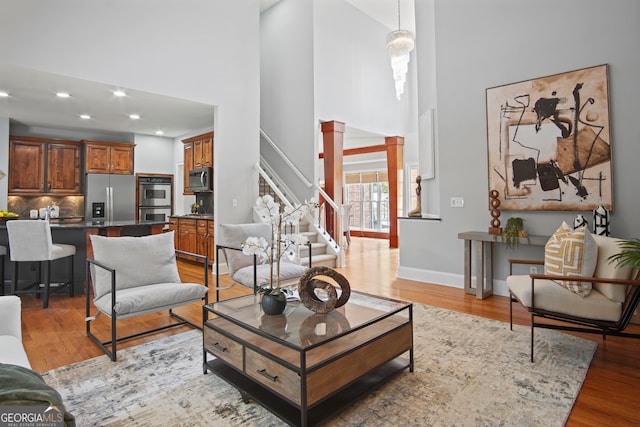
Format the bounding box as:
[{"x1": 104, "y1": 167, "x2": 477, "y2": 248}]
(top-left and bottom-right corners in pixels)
[
  {"x1": 183, "y1": 142, "x2": 194, "y2": 195},
  {"x1": 84, "y1": 140, "x2": 134, "y2": 174},
  {"x1": 8, "y1": 136, "x2": 81, "y2": 195},
  {"x1": 197, "y1": 220, "x2": 208, "y2": 258},
  {"x1": 47, "y1": 142, "x2": 82, "y2": 193},
  {"x1": 182, "y1": 132, "x2": 213, "y2": 195},
  {"x1": 193, "y1": 134, "x2": 213, "y2": 168},
  {"x1": 207, "y1": 220, "x2": 215, "y2": 264},
  {"x1": 177, "y1": 218, "x2": 197, "y2": 260},
  {"x1": 171, "y1": 216, "x2": 214, "y2": 264}
]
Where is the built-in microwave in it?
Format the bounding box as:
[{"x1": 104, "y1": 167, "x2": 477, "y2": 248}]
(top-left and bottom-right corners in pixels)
[{"x1": 188, "y1": 167, "x2": 213, "y2": 192}]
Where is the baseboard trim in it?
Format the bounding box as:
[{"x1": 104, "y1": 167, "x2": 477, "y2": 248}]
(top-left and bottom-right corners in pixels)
[{"x1": 397, "y1": 267, "x2": 509, "y2": 297}]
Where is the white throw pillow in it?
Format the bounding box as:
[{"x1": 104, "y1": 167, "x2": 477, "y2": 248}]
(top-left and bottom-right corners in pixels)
[{"x1": 544, "y1": 221, "x2": 598, "y2": 297}]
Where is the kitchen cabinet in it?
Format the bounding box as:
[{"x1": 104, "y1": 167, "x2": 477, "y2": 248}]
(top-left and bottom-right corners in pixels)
[
  {"x1": 177, "y1": 218, "x2": 197, "y2": 261},
  {"x1": 207, "y1": 220, "x2": 215, "y2": 264},
  {"x1": 182, "y1": 132, "x2": 213, "y2": 195},
  {"x1": 193, "y1": 134, "x2": 213, "y2": 168},
  {"x1": 8, "y1": 136, "x2": 81, "y2": 195},
  {"x1": 183, "y1": 142, "x2": 194, "y2": 195},
  {"x1": 171, "y1": 216, "x2": 214, "y2": 264},
  {"x1": 84, "y1": 140, "x2": 135, "y2": 174},
  {"x1": 198, "y1": 219, "x2": 215, "y2": 264}
]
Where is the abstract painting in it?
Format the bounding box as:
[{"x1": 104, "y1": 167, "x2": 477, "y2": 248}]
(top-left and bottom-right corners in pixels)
[{"x1": 486, "y1": 64, "x2": 612, "y2": 211}]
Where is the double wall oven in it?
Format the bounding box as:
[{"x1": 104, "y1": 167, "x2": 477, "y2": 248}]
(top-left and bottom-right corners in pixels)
[{"x1": 138, "y1": 175, "x2": 172, "y2": 222}]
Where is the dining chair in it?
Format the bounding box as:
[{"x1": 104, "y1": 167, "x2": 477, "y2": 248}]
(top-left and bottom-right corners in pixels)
[{"x1": 6, "y1": 220, "x2": 76, "y2": 308}]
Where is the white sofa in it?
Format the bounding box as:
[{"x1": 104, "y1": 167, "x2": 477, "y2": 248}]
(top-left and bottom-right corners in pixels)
[{"x1": 0, "y1": 295, "x2": 31, "y2": 368}]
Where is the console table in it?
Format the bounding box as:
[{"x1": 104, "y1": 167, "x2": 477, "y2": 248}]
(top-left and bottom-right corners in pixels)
[
  {"x1": 457, "y1": 231, "x2": 550, "y2": 299},
  {"x1": 203, "y1": 291, "x2": 413, "y2": 426}
]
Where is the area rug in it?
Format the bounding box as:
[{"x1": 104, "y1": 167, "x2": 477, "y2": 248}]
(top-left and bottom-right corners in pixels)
[{"x1": 43, "y1": 303, "x2": 597, "y2": 426}]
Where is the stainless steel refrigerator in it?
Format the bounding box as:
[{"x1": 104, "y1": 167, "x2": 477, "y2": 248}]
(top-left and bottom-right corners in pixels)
[{"x1": 85, "y1": 174, "x2": 136, "y2": 222}]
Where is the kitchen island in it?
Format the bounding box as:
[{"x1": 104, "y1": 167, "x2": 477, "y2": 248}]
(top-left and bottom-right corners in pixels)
[{"x1": 0, "y1": 219, "x2": 169, "y2": 296}]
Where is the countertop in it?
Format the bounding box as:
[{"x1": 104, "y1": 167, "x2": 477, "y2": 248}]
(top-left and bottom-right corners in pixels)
[
  {"x1": 0, "y1": 219, "x2": 170, "y2": 230},
  {"x1": 170, "y1": 214, "x2": 214, "y2": 220}
]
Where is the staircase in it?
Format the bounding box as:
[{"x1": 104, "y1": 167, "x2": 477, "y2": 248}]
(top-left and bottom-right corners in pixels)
[
  {"x1": 257, "y1": 128, "x2": 345, "y2": 268},
  {"x1": 298, "y1": 218, "x2": 338, "y2": 268},
  {"x1": 258, "y1": 175, "x2": 339, "y2": 269}
]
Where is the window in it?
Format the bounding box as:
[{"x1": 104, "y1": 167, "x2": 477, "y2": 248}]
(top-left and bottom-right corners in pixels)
[{"x1": 345, "y1": 171, "x2": 389, "y2": 232}]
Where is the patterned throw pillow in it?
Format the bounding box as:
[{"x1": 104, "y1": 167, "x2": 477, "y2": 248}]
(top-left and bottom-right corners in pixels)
[{"x1": 544, "y1": 221, "x2": 598, "y2": 297}]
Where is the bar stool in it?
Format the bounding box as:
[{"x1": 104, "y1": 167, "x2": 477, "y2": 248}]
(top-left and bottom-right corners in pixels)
[
  {"x1": 6, "y1": 220, "x2": 76, "y2": 308},
  {"x1": 0, "y1": 245, "x2": 6, "y2": 295}
]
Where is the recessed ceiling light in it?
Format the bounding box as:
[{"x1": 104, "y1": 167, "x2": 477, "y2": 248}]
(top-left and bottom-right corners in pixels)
[
  {"x1": 129, "y1": 114, "x2": 140, "y2": 120},
  {"x1": 0, "y1": 91, "x2": 9, "y2": 97},
  {"x1": 80, "y1": 114, "x2": 91, "y2": 120},
  {"x1": 113, "y1": 90, "x2": 126, "y2": 97},
  {"x1": 155, "y1": 130, "x2": 164, "y2": 135},
  {"x1": 56, "y1": 92, "x2": 70, "y2": 98}
]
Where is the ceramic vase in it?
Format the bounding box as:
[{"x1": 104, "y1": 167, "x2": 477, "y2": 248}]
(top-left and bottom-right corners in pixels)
[
  {"x1": 261, "y1": 293, "x2": 287, "y2": 315},
  {"x1": 573, "y1": 214, "x2": 588, "y2": 230},
  {"x1": 593, "y1": 205, "x2": 610, "y2": 236}
]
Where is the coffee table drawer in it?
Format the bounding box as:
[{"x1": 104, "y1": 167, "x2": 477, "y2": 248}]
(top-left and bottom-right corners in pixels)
[
  {"x1": 245, "y1": 348, "x2": 301, "y2": 404},
  {"x1": 204, "y1": 327, "x2": 243, "y2": 370}
]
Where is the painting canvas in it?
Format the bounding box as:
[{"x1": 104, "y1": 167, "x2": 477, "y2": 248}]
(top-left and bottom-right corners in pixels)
[{"x1": 486, "y1": 64, "x2": 612, "y2": 211}]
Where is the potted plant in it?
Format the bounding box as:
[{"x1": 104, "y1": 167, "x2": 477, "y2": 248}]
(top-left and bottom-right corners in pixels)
[
  {"x1": 241, "y1": 195, "x2": 318, "y2": 315},
  {"x1": 499, "y1": 217, "x2": 529, "y2": 249},
  {"x1": 608, "y1": 238, "x2": 640, "y2": 273}
]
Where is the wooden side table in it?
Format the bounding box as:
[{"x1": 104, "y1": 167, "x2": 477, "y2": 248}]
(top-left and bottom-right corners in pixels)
[{"x1": 457, "y1": 231, "x2": 549, "y2": 299}]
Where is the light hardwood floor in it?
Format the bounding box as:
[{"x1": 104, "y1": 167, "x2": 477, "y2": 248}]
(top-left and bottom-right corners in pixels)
[{"x1": 19, "y1": 237, "x2": 640, "y2": 426}]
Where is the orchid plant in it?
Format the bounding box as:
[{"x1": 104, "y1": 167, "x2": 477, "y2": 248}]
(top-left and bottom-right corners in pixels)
[{"x1": 242, "y1": 195, "x2": 318, "y2": 300}]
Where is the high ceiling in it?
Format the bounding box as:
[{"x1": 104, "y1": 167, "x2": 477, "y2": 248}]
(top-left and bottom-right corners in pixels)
[
  {"x1": 344, "y1": 0, "x2": 415, "y2": 32},
  {"x1": 0, "y1": 64, "x2": 214, "y2": 139},
  {"x1": 1, "y1": 1, "x2": 413, "y2": 139}
]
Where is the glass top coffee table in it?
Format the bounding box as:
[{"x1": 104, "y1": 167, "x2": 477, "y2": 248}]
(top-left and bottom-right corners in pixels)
[{"x1": 203, "y1": 291, "x2": 413, "y2": 427}]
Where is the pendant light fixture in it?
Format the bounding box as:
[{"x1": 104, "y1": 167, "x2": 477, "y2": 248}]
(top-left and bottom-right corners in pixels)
[{"x1": 386, "y1": 0, "x2": 415, "y2": 100}]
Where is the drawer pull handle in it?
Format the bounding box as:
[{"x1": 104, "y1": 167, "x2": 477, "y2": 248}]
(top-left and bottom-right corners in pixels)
[
  {"x1": 213, "y1": 342, "x2": 227, "y2": 352},
  {"x1": 257, "y1": 369, "x2": 278, "y2": 382}
]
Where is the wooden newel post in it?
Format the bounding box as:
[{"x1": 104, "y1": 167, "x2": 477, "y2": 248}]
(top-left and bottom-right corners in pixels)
[
  {"x1": 321, "y1": 121, "x2": 345, "y2": 241},
  {"x1": 385, "y1": 136, "x2": 404, "y2": 248}
]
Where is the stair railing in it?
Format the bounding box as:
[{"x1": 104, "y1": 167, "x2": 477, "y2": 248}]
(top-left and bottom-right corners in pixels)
[
  {"x1": 255, "y1": 161, "x2": 295, "y2": 210},
  {"x1": 258, "y1": 129, "x2": 347, "y2": 267},
  {"x1": 314, "y1": 186, "x2": 346, "y2": 267},
  {"x1": 260, "y1": 129, "x2": 313, "y2": 188}
]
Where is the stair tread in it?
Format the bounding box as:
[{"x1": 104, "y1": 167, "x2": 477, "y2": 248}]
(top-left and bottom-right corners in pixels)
[{"x1": 301, "y1": 253, "x2": 337, "y2": 262}]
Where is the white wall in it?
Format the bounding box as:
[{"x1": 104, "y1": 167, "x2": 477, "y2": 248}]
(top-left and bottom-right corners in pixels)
[
  {"x1": 133, "y1": 134, "x2": 175, "y2": 175},
  {"x1": 0, "y1": 118, "x2": 8, "y2": 210},
  {"x1": 0, "y1": 0, "x2": 261, "y2": 227},
  {"x1": 314, "y1": 0, "x2": 416, "y2": 139},
  {"x1": 402, "y1": 0, "x2": 640, "y2": 290},
  {"x1": 260, "y1": 0, "x2": 421, "y2": 204},
  {"x1": 260, "y1": 0, "x2": 316, "y2": 202},
  {"x1": 314, "y1": 0, "x2": 420, "y2": 178}
]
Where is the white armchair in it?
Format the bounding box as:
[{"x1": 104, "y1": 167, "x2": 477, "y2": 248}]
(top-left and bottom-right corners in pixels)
[
  {"x1": 507, "y1": 233, "x2": 640, "y2": 362},
  {"x1": 86, "y1": 231, "x2": 209, "y2": 361},
  {"x1": 215, "y1": 223, "x2": 311, "y2": 300}
]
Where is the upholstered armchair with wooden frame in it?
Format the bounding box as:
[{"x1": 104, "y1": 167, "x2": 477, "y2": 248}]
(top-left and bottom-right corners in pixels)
[
  {"x1": 86, "y1": 232, "x2": 209, "y2": 361},
  {"x1": 215, "y1": 223, "x2": 312, "y2": 301},
  {"x1": 507, "y1": 231, "x2": 640, "y2": 362}
]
